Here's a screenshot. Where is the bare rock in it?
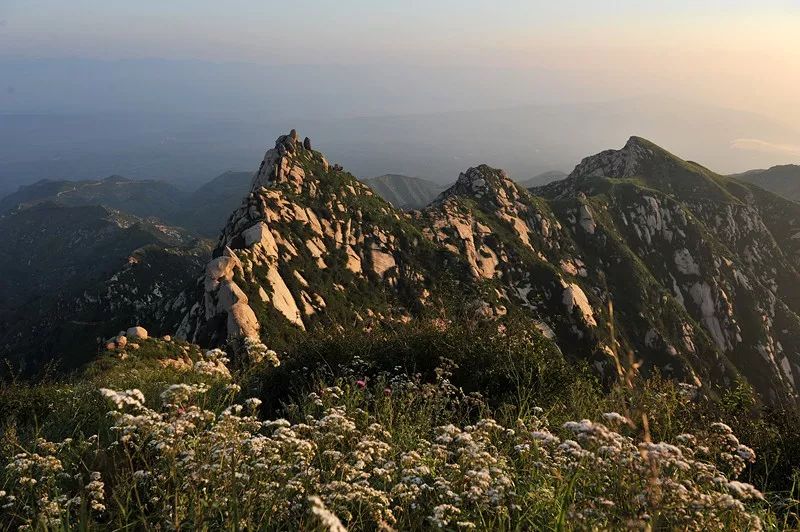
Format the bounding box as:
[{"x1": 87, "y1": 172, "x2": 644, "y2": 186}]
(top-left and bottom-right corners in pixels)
[
  {"x1": 217, "y1": 280, "x2": 248, "y2": 310},
  {"x1": 227, "y1": 302, "x2": 260, "y2": 339},
  {"x1": 578, "y1": 204, "x2": 596, "y2": 234},
  {"x1": 561, "y1": 281, "x2": 597, "y2": 326},
  {"x1": 266, "y1": 265, "x2": 305, "y2": 330},
  {"x1": 126, "y1": 326, "x2": 148, "y2": 340},
  {"x1": 370, "y1": 249, "x2": 396, "y2": 277},
  {"x1": 243, "y1": 222, "x2": 278, "y2": 258}
]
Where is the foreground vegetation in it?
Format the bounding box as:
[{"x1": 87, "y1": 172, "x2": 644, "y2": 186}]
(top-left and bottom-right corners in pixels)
[{"x1": 1, "y1": 322, "x2": 799, "y2": 530}]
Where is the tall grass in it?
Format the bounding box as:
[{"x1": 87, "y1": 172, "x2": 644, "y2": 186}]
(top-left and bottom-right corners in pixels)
[{"x1": 0, "y1": 325, "x2": 798, "y2": 530}]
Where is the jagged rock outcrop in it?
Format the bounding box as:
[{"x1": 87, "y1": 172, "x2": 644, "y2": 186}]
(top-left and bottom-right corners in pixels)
[
  {"x1": 178, "y1": 132, "x2": 453, "y2": 348},
  {"x1": 178, "y1": 132, "x2": 800, "y2": 406},
  {"x1": 535, "y1": 137, "x2": 800, "y2": 404},
  {"x1": 417, "y1": 164, "x2": 613, "y2": 362},
  {"x1": 571, "y1": 136, "x2": 655, "y2": 180}
]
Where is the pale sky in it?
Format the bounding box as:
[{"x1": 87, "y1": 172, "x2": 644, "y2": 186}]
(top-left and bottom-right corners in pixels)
[
  {"x1": 0, "y1": 0, "x2": 799, "y2": 181},
  {"x1": 2, "y1": 0, "x2": 799, "y2": 123}
]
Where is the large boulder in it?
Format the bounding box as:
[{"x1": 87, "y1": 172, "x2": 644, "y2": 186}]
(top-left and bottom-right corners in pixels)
[{"x1": 126, "y1": 326, "x2": 149, "y2": 340}]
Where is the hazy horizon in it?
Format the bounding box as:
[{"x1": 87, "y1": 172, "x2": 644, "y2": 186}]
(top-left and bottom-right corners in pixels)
[{"x1": 0, "y1": 1, "x2": 798, "y2": 192}]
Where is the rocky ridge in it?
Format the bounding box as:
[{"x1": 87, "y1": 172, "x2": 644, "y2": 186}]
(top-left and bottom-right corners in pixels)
[
  {"x1": 178, "y1": 131, "x2": 468, "y2": 349},
  {"x1": 536, "y1": 138, "x2": 800, "y2": 403},
  {"x1": 179, "y1": 132, "x2": 800, "y2": 405}
]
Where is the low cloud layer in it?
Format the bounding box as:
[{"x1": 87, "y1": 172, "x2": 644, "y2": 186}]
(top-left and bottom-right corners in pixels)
[{"x1": 730, "y1": 138, "x2": 800, "y2": 156}]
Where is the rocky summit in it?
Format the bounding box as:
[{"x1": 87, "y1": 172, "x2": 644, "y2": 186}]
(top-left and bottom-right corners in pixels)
[
  {"x1": 177, "y1": 131, "x2": 465, "y2": 349},
  {"x1": 176, "y1": 131, "x2": 800, "y2": 406}
]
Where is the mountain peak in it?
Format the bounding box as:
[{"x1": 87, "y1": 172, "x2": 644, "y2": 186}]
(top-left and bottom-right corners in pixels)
[
  {"x1": 250, "y1": 130, "x2": 329, "y2": 193},
  {"x1": 437, "y1": 164, "x2": 519, "y2": 203},
  {"x1": 624, "y1": 135, "x2": 654, "y2": 149},
  {"x1": 455, "y1": 166, "x2": 495, "y2": 194},
  {"x1": 569, "y1": 135, "x2": 661, "y2": 180},
  {"x1": 170, "y1": 129, "x2": 800, "y2": 408}
]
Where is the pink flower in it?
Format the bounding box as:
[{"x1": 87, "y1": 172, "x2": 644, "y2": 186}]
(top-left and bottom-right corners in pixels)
[
  {"x1": 384, "y1": 387, "x2": 392, "y2": 396},
  {"x1": 356, "y1": 379, "x2": 367, "y2": 389}
]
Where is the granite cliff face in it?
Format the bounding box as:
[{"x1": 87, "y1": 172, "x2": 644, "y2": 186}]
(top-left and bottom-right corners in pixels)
[
  {"x1": 179, "y1": 132, "x2": 800, "y2": 405},
  {"x1": 177, "y1": 131, "x2": 471, "y2": 349},
  {"x1": 536, "y1": 137, "x2": 800, "y2": 403}
]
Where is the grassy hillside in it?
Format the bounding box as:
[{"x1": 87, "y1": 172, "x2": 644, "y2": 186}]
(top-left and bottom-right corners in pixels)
[
  {"x1": 734, "y1": 165, "x2": 800, "y2": 201},
  {"x1": 2, "y1": 133, "x2": 800, "y2": 529},
  {"x1": 1, "y1": 322, "x2": 797, "y2": 529},
  {"x1": 0, "y1": 203, "x2": 209, "y2": 372}
]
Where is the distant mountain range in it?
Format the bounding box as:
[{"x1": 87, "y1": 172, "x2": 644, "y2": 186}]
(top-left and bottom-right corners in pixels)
[
  {"x1": 732, "y1": 164, "x2": 800, "y2": 201},
  {"x1": 360, "y1": 174, "x2": 446, "y2": 210},
  {"x1": 0, "y1": 173, "x2": 252, "y2": 238},
  {"x1": 517, "y1": 170, "x2": 568, "y2": 189},
  {"x1": 179, "y1": 171, "x2": 255, "y2": 237},
  {"x1": 0, "y1": 171, "x2": 454, "y2": 232},
  {"x1": 0, "y1": 175, "x2": 185, "y2": 220},
  {"x1": 3, "y1": 93, "x2": 800, "y2": 197}
]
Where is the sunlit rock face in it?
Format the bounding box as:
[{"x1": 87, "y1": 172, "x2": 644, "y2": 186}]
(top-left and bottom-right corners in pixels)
[
  {"x1": 178, "y1": 131, "x2": 446, "y2": 349},
  {"x1": 179, "y1": 132, "x2": 800, "y2": 405}
]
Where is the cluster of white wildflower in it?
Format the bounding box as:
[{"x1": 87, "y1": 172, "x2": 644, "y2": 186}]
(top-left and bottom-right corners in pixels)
[
  {"x1": 242, "y1": 337, "x2": 280, "y2": 367},
  {"x1": 308, "y1": 495, "x2": 348, "y2": 532},
  {"x1": 1, "y1": 370, "x2": 767, "y2": 530},
  {"x1": 99, "y1": 387, "x2": 146, "y2": 410},
  {"x1": 704, "y1": 422, "x2": 758, "y2": 477},
  {"x1": 2, "y1": 438, "x2": 104, "y2": 528},
  {"x1": 83, "y1": 471, "x2": 106, "y2": 513},
  {"x1": 551, "y1": 415, "x2": 763, "y2": 529},
  {"x1": 193, "y1": 347, "x2": 232, "y2": 379}
]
